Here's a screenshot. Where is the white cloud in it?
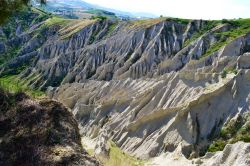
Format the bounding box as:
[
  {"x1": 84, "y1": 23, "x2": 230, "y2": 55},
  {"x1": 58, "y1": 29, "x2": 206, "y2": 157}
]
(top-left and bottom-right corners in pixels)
[{"x1": 83, "y1": 0, "x2": 250, "y2": 19}]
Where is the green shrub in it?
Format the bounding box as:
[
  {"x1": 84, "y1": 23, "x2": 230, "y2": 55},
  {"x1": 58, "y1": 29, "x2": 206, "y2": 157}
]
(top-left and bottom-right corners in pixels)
[
  {"x1": 208, "y1": 114, "x2": 250, "y2": 152},
  {"x1": 107, "y1": 22, "x2": 118, "y2": 35},
  {"x1": 221, "y1": 69, "x2": 228, "y2": 78},
  {"x1": 91, "y1": 15, "x2": 107, "y2": 21},
  {"x1": 232, "y1": 69, "x2": 238, "y2": 75},
  {"x1": 208, "y1": 140, "x2": 226, "y2": 152},
  {"x1": 221, "y1": 67, "x2": 238, "y2": 78}
]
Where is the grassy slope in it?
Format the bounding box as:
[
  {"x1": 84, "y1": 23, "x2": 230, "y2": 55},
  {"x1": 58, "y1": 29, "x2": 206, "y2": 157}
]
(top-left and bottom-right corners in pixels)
[
  {"x1": 0, "y1": 75, "x2": 45, "y2": 98},
  {"x1": 105, "y1": 142, "x2": 145, "y2": 166},
  {"x1": 59, "y1": 19, "x2": 97, "y2": 39},
  {"x1": 38, "y1": 15, "x2": 102, "y2": 40},
  {"x1": 84, "y1": 141, "x2": 145, "y2": 166}
]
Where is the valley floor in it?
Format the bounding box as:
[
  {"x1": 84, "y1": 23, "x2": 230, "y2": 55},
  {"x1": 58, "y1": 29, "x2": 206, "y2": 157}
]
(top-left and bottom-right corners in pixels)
[{"x1": 81, "y1": 136, "x2": 145, "y2": 166}]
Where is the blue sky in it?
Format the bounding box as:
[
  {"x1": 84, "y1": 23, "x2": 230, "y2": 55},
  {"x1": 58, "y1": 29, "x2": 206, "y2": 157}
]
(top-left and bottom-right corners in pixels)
[{"x1": 83, "y1": 0, "x2": 250, "y2": 19}]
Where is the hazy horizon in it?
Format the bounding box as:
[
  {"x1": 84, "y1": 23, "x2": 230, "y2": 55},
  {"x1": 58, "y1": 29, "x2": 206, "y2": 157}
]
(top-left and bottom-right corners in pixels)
[{"x1": 83, "y1": 0, "x2": 250, "y2": 19}]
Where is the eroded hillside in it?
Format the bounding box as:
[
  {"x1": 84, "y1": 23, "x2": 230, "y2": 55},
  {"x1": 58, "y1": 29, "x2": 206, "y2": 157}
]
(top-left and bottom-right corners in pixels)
[{"x1": 1, "y1": 7, "x2": 250, "y2": 165}]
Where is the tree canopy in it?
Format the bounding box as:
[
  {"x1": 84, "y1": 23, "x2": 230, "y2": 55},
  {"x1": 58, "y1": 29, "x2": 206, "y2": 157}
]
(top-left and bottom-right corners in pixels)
[{"x1": 0, "y1": 0, "x2": 46, "y2": 24}]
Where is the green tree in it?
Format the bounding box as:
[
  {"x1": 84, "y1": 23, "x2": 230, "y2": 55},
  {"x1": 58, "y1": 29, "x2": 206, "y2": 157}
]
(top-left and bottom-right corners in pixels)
[{"x1": 0, "y1": 0, "x2": 46, "y2": 24}]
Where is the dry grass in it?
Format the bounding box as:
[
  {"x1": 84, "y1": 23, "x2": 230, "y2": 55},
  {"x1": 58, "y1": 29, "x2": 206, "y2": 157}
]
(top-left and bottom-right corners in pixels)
[
  {"x1": 43, "y1": 16, "x2": 72, "y2": 27},
  {"x1": 39, "y1": 16, "x2": 96, "y2": 40},
  {"x1": 59, "y1": 19, "x2": 97, "y2": 39},
  {"x1": 127, "y1": 18, "x2": 165, "y2": 29}
]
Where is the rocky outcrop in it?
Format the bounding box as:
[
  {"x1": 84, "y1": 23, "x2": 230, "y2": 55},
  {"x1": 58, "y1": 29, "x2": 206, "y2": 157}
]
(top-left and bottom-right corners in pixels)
[
  {"x1": 94, "y1": 127, "x2": 110, "y2": 161},
  {"x1": 148, "y1": 142, "x2": 250, "y2": 166},
  {"x1": 0, "y1": 89, "x2": 100, "y2": 166},
  {"x1": 199, "y1": 142, "x2": 250, "y2": 166}
]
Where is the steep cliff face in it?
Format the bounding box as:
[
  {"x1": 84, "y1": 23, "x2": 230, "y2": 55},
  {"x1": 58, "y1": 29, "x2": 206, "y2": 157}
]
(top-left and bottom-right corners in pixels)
[{"x1": 1, "y1": 8, "x2": 250, "y2": 163}]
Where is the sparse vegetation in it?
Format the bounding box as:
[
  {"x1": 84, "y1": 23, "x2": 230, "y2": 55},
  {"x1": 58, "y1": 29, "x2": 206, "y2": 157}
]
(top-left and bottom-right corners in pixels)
[
  {"x1": 91, "y1": 15, "x2": 108, "y2": 21},
  {"x1": 221, "y1": 67, "x2": 238, "y2": 78},
  {"x1": 184, "y1": 20, "x2": 221, "y2": 47},
  {"x1": 0, "y1": 46, "x2": 21, "y2": 65},
  {"x1": 105, "y1": 141, "x2": 145, "y2": 166},
  {"x1": 59, "y1": 19, "x2": 96, "y2": 39},
  {"x1": 201, "y1": 40, "x2": 227, "y2": 59},
  {"x1": 221, "y1": 69, "x2": 228, "y2": 78},
  {"x1": 200, "y1": 18, "x2": 250, "y2": 58},
  {"x1": 0, "y1": 7, "x2": 51, "y2": 66},
  {"x1": 207, "y1": 140, "x2": 227, "y2": 152},
  {"x1": 127, "y1": 18, "x2": 165, "y2": 29},
  {"x1": 88, "y1": 26, "x2": 101, "y2": 44},
  {"x1": 106, "y1": 22, "x2": 118, "y2": 36},
  {"x1": 217, "y1": 20, "x2": 250, "y2": 39},
  {"x1": 42, "y1": 16, "x2": 72, "y2": 28},
  {"x1": 31, "y1": 8, "x2": 51, "y2": 24},
  {"x1": 166, "y1": 17, "x2": 190, "y2": 25},
  {"x1": 208, "y1": 114, "x2": 250, "y2": 152}
]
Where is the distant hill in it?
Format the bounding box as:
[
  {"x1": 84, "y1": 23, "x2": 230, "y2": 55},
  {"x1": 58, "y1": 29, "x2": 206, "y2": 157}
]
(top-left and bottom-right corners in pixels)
[{"x1": 33, "y1": 0, "x2": 131, "y2": 19}]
